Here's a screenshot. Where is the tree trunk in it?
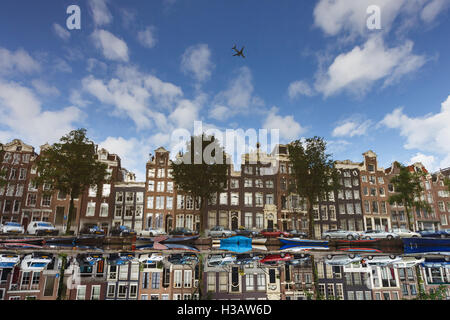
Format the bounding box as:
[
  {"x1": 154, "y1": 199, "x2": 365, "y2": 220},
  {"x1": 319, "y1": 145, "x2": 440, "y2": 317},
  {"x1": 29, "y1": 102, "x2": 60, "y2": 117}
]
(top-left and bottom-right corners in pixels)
[
  {"x1": 56, "y1": 255, "x2": 67, "y2": 300},
  {"x1": 310, "y1": 255, "x2": 321, "y2": 300},
  {"x1": 308, "y1": 198, "x2": 315, "y2": 239},
  {"x1": 405, "y1": 205, "x2": 413, "y2": 231},
  {"x1": 66, "y1": 195, "x2": 76, "y2": 235}
]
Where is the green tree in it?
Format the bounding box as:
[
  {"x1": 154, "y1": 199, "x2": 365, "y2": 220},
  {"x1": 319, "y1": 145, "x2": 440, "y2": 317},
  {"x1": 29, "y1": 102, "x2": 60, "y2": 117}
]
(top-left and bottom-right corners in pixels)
[
  {"x1": 33, "y1": 129, "x2": 108, "y2": 235},
  {"x1": 170, "y1": 134, "x2": 228, "y2": 235},
  {"x1": 388, "y1": 164, "x2": 431, "y2": 231},
  {"x1": 444, "y1": 177, "x2": 450, "y2": 192},
  {"x1": 288, "y1": 137, "x2": 340, "y2": 239}
]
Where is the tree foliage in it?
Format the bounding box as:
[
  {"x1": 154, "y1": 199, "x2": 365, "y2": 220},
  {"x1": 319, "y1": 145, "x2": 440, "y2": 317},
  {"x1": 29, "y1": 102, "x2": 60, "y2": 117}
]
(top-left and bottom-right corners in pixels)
[
  {"x1": 444, "y1": 177, "x2": 450, "y2": 192},
  {"x1": 288, "y1": 137, "x2": 340, "y2": 239},
  {"x1": 388, "y1": 164, "x2": 431, "y2": 231},
  {"x1": 33, "y1": 129, "x2": 108, "y2": 234},
  {"x1": 170, "y1": 134, "x2": 228, "y2": 233}
]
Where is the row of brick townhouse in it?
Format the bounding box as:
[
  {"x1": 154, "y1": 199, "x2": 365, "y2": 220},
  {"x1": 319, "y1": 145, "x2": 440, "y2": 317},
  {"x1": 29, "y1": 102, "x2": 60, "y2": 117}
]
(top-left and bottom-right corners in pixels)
[
  {"x1": 1, "y1": 251, "x2": 449, "y2": 300},
  {"x1": 1, "y1": 137, "x2": 449, "y2": 236}
]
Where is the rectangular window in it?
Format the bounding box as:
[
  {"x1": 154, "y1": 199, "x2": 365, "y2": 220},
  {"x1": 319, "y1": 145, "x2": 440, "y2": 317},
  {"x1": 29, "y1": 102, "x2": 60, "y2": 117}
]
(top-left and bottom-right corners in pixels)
[
  {"x1": 244, "y1": 193, "x2": 252, "y2": 207},
  {"x1": 76, "y1": 286, "x2": 86, "y2": 300},
  {"x1": 102, "y1": 184, "x2": 111, "y2": 197},
  {"x1": 230, "y1": 193, "x2": 239, "y2": 206},
  {"x1": 100, "y1": 203, "x2": 109, "y2": 217},
  {"x1": 151, "y1": 273, "x2": 160, "y2": 289},
  {"x1": 86, "y1": 202, "x2": 96, "y2": 216}
]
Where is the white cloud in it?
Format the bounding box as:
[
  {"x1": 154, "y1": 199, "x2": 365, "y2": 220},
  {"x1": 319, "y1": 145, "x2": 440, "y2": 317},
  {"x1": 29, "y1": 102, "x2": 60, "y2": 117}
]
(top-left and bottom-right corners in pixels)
[
  {"x1": 69, "y1": 90, "x2": 91, "y2": 108},
  {"x1": 89, "y1": 0, "x2": 113, "y2": 27},
  {"x1": 54, "y1": 58, "x2": 72, "y2": 73},
  {"x1": 380, "y1": 95, "x2": 450, "y2": 170},
  {"x1": 0, "y1": 47, "x2": 41, "y2": 75},
  {"x1": 137, "y1": 26, "x2": 158, "y2": 49},
  {"x1": 315, "y1": 36, "x2": 426, "y2": 97},
  {"x1": 52, "y1": 23, "x2": 70, "y2": 41},
  {"x1": 99, "y1": 136, "x2": 149, "y2": 181},
  {"x1": 87, "y1": 58, "x2": 107, "y2": 73},
  {"x1": 91, "y1": 29, "x2": 129, "y2": 62},
  {"x1": 421, "y1": 0, "x2": 450, "y2": 23},
  {"x1": 332, "y1": 119, "x2": 372, "y2": 137},
  {"x1": 410, "y1": 153, "x2": 437, "y2": 172},
  {"x1": 313, "y1": 0, "x2": 450, "y2": 39},
  {"x1": 181, "y1": 44, "x2": 215, "y2": 82},
  {"x1": 210, "y1": 66, "x2": 264, "y2": 120},
  {"x1": 288, "y1": 80, "x2": 314, "y2": 99},
  {"x1": 0, "y1": 80, "x2": 82, "y2": 146},
  {"x1": 82, "y1": 66, "x2": 183, "y2": 130},
  {"x1": 169, "y1": 99, "x2": 201, "y2": 130},
  {"x1": 31, "y1": 79, "x2": 60, "y2": 97},
  {"x1": 262, "y1": 107, "x2": 306, "y2": 142}
]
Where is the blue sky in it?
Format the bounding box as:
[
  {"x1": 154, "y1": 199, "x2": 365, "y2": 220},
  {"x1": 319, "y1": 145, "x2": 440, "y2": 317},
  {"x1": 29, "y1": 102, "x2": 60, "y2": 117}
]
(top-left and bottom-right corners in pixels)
[{"x1": 0, "y1": 0, "x2": 449, "y2": 180}]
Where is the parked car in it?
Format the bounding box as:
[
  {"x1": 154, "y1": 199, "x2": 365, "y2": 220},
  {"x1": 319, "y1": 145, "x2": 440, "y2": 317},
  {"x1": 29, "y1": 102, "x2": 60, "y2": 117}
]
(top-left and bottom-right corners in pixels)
[
  {"x1": 420, "y1": 229, "x2": 450, "y2": 238},
  {"x1": 287, "y1": 230, "x2": 308, "y2": 239},
  {"x1": 360, "y1": 229, "x2": 399, "y2": 240},
  {"x1": 260, "y1": 253, "x2": 293, "y2": 265},
  {"x1": 21, "y1": 253, "x2": 53, "y2": 271},
  {"x1": 169, "y1": 228, "x2": 198, "y2": 236},
  {"x1": 108, "y1": 252, "x2": 136, "y2": 265},
  {"x1": 322, "y1": 229, "x2": 360, "y2": 240},
  {"x1": 207, "y1": 254, "x2": 237, "y2": 267},
  {"x1": 390, "y1": 228, "x2": 421, "y2": 238},
  {"x1": 235, "y1": 253, "x2": 264, "y2": 265},
  {"x1": 390, "y1": 256, "x2": 425, "y2": 268},
  {"x1": 0, "y1": 252, "x2": 21, "y2": 268},
  {"x1": 26, "y1": 221, "x2": 59, "y2": 236},
  {"x1": 260, "y1": 229, "x2": 292, "y2": 238},
  {"x1": 139, "y1": 228, "x2": 166, "y2": 237},
  {"x1": 324, "y1": 254, "x2": 362, "y2": 266},
  {"x1": 361, "y1": 255, "x2": 402, "y2": 267},
  {"x1": 110, "y1": 225, "x2": 136, "y2": 237},
  {"x1": 139, "y1": 253, "x2": 165, "y2": 264},
  {"x1": 0, "y1": 222, "x2": 24, "y2": 234},
  {"x1": 209, "y1": 226, "x2": 236, "y2": 238},
  {"x1": 79, "y1": 224, "x2": 105, "y2": 236},
  {"x1": 233, "y1": 228, "x2": 260, "y2": 238},
  {"x1": 288, "y1": 253, "x2": 310, "y2": 265},
  {"x1": 168, "y1": 253, "x2": 198, "y2": 265},
  {"x1": 421, "y1": 257, "x2": 450, "y2": 268},
  {"x1": 77, "y1": 253, "x2": 104, "y2": 266}
]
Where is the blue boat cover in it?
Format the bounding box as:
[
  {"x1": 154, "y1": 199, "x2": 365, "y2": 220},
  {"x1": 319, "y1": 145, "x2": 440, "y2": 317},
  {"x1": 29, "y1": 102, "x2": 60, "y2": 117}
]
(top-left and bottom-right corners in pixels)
[{"x1": 220, "y1": 236, "x2": 252, "y2": 253}]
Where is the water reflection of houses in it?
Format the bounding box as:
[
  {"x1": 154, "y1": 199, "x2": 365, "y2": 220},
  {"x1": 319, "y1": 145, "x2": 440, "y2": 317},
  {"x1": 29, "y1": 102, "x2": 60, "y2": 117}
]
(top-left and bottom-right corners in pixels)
[
  {"x1": 203, "y1": 254, "x2": 271, "y2": 300},
  {"x1": 0, "y1": 254, "x2": 60, "y2": 300}
]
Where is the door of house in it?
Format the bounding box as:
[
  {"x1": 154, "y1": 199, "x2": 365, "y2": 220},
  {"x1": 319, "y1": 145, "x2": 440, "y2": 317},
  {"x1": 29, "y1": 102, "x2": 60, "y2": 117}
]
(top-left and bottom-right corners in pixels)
[
  {"x1": 231, "y1": 216, "x2": 238, "y2": 230},
  {"x1": 268, "y1": 220, "x2": 274, "y2": 229},
  {"x1": 22, "y1": 217, "x2": 29, "y2": 232}
]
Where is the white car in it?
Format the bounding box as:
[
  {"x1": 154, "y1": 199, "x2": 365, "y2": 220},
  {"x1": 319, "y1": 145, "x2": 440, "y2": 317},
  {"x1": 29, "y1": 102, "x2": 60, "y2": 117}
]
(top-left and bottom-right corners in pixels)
[
  {"x1": 21, "y1": 253, "x2": 53, "y2": 271},
  {"x1": 324, "y1": 254, "x2": 362, "y2": 266},
  {"x1": 0, "y1": 222, "x2": 25, "y2": 234},
  {"x1": 390, "y1": 228, "x2": 421, "y2": 238},
  {"x1": 362, "y1": 255, "x2": 402, "y2": 267},
  {"x1": 139, "y1": 228, "x2": 166, "y2": 237},
  {"x1": 390, "y1": 256, "x2": 425, "y2": 268},
  {"x1": 0, "y1": 253, "x2": 21, "y2": 268},
  {"x1": 207, "y1": 254, "x2": 237, "y2": 267},
  {"x1": 26, "y1": 221, "x2": 59, "y2": 236},
  {"x1": 360, "y1": 230, "x2": 399, "y2": 240},
  {"x1": 139, "y1": 253, "x2": 165, "y2": 264},
  {"x1": 209, "y1": 226, "x2": 236, "y2": 238}
]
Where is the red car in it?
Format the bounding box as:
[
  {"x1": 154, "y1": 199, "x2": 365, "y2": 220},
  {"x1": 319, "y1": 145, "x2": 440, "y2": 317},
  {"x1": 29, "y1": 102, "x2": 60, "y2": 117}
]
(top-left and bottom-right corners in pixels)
[
  {"x1": 260, "y1": 254, "x2": 293, "y2": 265},
  {"x1": 260, "y1": 229, "x2": 292, "y2": 238}
]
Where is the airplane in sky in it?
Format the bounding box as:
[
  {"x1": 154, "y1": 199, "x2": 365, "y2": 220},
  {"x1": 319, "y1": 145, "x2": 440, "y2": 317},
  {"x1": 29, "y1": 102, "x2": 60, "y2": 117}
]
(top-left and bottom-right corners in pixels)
[{"x1": 232, "y1": 45, "x2": 245, "y2": 58}]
